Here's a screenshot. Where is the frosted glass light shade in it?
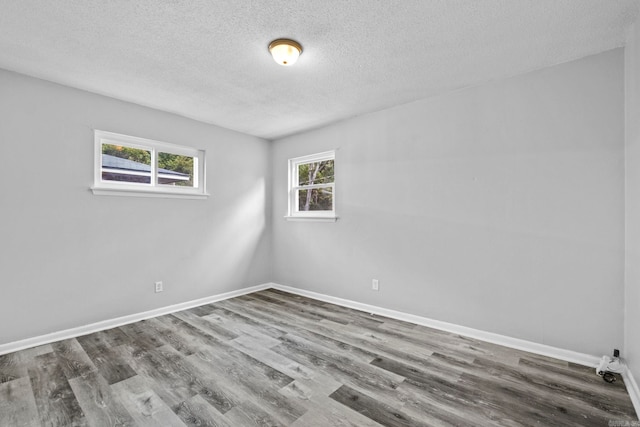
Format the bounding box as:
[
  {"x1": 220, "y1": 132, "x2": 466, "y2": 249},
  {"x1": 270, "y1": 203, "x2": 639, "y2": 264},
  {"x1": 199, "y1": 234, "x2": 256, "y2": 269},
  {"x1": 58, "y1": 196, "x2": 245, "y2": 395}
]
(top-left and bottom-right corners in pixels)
[{"x1": 269, "y1": 39, "x2": 302, "y2": 66}]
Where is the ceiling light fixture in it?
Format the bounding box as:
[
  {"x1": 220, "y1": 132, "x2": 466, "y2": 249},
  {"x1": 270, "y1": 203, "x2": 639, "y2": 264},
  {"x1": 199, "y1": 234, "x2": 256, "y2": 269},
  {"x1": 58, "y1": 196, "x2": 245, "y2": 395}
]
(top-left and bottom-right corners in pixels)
[{"x1": 268, "y1": 39, "x2": 303, "y2": 66}]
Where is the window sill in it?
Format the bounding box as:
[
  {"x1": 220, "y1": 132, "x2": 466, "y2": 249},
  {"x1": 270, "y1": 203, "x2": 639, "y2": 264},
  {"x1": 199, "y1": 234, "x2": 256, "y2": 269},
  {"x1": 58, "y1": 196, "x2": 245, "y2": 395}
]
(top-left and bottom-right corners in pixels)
[
  {"x1": 91, "y1": 186, "x2": 209, "y2": 200},
  {"x1": 284, "y1": 216, "x2": 338, "y2": 222}
]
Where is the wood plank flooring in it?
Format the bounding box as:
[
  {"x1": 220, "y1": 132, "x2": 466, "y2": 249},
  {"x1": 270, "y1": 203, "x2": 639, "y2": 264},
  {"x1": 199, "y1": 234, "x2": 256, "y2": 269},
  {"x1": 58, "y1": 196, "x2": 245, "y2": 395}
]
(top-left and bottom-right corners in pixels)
[{"x1": 0, "y1": 288, "x2": 637, "y2": 426}]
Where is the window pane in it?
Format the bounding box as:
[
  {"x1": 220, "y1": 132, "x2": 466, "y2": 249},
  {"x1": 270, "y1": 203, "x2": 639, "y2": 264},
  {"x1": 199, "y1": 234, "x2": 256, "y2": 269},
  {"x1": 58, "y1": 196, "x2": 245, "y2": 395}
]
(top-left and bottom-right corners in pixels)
[
  {"x1": 101, "y1": 143, "x2": 151, "y2": 184},
  {"x1": 298, "y1": 160, "x2": 334, "y2": 186},
  {"x1": 157, "y1": 152, "x2": 195, "y2": 187},
  {"x1": 297, "y1": 187, "x2": 333, "y2": 211}
]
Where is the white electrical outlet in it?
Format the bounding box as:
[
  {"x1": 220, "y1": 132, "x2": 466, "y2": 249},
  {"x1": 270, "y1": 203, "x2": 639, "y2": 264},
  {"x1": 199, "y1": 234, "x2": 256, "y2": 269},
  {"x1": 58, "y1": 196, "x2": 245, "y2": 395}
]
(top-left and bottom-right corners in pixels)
[
  {"x1": 372, "y1": 279, "x2": 379, "y2": 291},
  {"x1": 155, "y1": 281, "x2": 163, "y2": 293}
]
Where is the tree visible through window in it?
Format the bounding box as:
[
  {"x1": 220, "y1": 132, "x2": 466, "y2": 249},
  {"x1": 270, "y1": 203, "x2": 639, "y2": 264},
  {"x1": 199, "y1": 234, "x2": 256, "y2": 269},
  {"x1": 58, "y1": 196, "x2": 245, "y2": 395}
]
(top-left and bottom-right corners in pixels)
[
  {"x1": 297, "y1": 159, "x2": 334, "y2": 211},
  {"x1": 289, "y1": 151, "x2": 335, "y2": 218}
]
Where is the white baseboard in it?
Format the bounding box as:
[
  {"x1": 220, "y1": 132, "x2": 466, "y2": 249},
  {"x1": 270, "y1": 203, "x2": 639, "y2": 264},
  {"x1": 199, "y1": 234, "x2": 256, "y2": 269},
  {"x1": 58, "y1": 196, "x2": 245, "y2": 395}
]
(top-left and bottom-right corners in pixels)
[
  {"x1": 622, "y1": 367, "x2": 640, "y2": 418},
  {"x1": 3, "y1": 280, "x2": 636, "y2": 416},
  {"x1": 0, "y1": 283, "x2": 270, "y2": 356},
  {"x1": 1, "y1": 281, "x2": 601, "y2": 367},
  {"x1": 269, "y1": 283, "x2": 601, "y2": 368},
  {"x1": 269, "y1": 283, "x2": 640, "y2": 417}
]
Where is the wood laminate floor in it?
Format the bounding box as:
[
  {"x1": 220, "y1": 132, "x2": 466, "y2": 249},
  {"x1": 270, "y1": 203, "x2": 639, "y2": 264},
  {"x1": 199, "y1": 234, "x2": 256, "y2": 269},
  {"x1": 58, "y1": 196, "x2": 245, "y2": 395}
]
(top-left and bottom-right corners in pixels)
[{"x1": 0, "y1": 289, "x2": 637, "y2": 426}]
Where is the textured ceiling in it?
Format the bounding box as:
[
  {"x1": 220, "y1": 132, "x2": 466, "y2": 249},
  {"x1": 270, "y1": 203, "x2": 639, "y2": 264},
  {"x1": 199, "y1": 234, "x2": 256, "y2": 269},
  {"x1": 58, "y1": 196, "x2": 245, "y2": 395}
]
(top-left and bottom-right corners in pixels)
[{"x1": 0, "y1": 1, "x2": 638, "y2": 140}]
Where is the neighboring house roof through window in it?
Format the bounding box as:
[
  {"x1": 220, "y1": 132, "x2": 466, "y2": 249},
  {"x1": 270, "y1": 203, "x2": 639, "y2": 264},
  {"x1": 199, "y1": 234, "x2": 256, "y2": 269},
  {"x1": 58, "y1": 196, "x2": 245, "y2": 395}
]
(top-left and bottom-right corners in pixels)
[{"x1": 101, "y1": 153, "x2": 190, "y2": 184}]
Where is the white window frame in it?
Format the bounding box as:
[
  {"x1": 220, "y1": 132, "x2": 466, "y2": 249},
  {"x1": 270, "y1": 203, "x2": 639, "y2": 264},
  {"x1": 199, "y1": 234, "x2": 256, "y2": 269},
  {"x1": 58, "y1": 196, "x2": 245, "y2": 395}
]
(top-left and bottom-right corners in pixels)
[
  {"x1": 286, "y1": 150, "x2": 337, "y2": 222},
  {"x1": 91, "y1": 130, "x2": 208, "y2": 199}
]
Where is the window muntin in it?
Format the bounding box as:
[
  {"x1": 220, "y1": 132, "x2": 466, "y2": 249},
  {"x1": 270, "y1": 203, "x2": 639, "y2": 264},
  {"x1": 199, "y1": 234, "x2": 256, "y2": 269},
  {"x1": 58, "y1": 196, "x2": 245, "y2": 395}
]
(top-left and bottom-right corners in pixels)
[
  {"x1": 92, "y1": 131, "x2": 207, "y2": 199},
  {"x1": 288, "y1": 151, "x2": 335, "y2": 218}
]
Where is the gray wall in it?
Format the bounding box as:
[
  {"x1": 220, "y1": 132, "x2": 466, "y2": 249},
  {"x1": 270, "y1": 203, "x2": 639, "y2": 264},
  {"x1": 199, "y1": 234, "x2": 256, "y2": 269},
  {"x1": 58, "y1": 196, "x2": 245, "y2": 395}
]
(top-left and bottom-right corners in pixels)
[
  {"x1": 0, "y1": 47, "x2": 629, "y2": 360},
  {"x1": 271, "y1": 49, "x2": 625, "y2": 356},
  {"x1": 626, "y1": 22, "x2": 640, "y2": 383},
  {"x1": 0, "y1": 69, "x2": 272, "y2": 345}
]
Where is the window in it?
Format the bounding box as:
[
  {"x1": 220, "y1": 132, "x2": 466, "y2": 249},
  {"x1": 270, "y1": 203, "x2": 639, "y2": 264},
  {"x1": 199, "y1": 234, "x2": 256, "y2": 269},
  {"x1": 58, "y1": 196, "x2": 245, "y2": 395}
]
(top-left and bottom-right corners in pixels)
[
  {"x1": 287, "y1": 151, "x2": 336, "y2": 221},
  {"x1": 92, "y1": 130, "x2": 208, "y2": 199}
]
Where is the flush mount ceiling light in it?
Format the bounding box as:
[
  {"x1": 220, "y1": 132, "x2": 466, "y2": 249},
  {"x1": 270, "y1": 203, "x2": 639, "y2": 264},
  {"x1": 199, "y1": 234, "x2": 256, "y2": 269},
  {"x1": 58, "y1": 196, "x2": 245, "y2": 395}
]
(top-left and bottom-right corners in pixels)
[{"x1": 268, "y1": 39, "x2": 303, "y2": 66}]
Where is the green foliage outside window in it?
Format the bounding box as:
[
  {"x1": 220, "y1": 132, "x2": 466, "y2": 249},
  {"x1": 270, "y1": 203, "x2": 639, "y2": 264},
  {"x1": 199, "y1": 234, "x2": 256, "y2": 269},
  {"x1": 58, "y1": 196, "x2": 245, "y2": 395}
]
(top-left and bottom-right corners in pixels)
[
  {"x1": 102, "y1": 144, "x2": 150, "y2": 165},
  {"x1": 298, "y1": 160, "x2": 334, "y2": 211},
  {"x1": 157, "y1": 152, "x2": 194, "y2": 186}
]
